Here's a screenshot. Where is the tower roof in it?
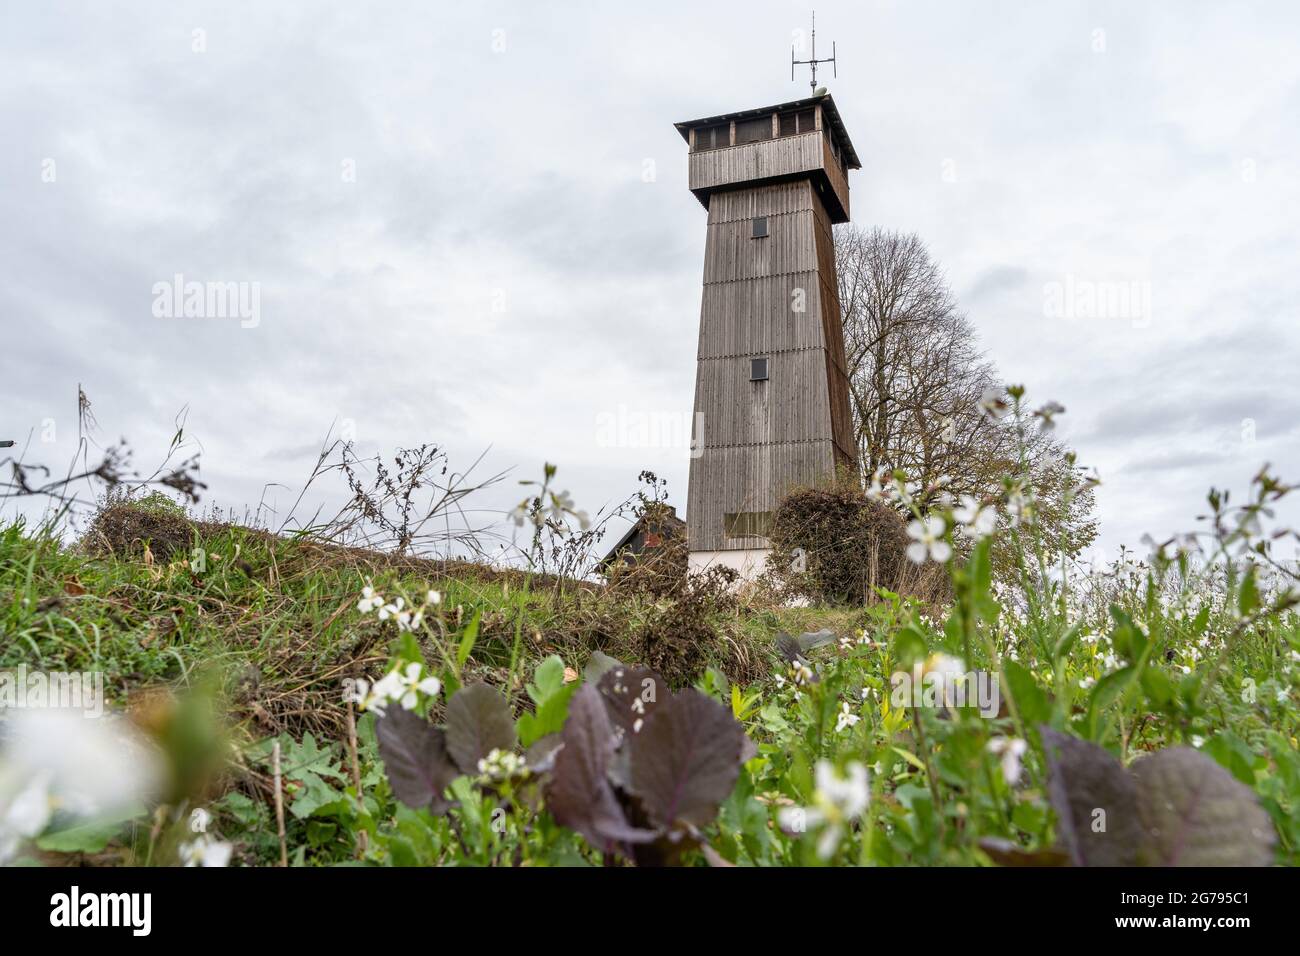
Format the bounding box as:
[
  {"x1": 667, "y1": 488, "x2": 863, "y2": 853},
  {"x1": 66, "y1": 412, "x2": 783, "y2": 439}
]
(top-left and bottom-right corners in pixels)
[{"x1": 673, "y1": 92, "x2": 861, "y2": 170}]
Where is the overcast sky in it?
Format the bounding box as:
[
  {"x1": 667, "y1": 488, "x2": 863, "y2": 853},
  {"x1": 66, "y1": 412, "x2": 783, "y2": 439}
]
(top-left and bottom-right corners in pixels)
[{"x1": 4, "y1": 0, "x2": 1298, "y2": 563}]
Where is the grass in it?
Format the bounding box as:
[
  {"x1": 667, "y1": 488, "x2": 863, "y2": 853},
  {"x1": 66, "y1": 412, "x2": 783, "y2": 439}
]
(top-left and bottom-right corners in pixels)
[
  {"x1": 4, "y1": 457, "x2": 1299, "y2": 868},
  {"x1": 0, "y1": 500, "x2": 802, "y2": 742}
]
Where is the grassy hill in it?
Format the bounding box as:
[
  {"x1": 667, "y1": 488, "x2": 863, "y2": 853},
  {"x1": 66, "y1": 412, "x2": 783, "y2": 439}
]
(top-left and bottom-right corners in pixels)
[{"x1": 2, "y1": 485, "x2": 1298, "y2": 868}]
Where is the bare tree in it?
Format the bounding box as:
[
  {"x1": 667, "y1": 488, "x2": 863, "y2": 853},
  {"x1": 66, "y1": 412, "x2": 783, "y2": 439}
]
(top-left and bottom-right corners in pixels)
[{"x1": 836, "y1": 226, "x2": 1097, "y2": 565}]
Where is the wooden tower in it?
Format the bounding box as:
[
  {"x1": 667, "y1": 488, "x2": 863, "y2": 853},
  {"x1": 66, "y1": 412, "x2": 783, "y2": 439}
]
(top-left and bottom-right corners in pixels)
[{"x1": 674, "y1": 93, "x2": 860, "y2": 577}]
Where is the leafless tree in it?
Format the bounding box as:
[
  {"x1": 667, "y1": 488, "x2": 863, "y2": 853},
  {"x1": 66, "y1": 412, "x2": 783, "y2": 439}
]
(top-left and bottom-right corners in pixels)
[{"x1": 836, "y1": 226, "x2": 1097, "y2": 563}]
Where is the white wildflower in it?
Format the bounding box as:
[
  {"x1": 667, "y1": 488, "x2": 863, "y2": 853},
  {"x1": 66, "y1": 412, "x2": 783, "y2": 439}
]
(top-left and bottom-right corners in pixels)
[
  {"x1": 777, "y1": 761, "x2": 870, "y2": 860},
  {"x1": 986, "y1": 737, "x2": 1028, "y2": 785},
  {"x1": 179, "y1": 835, "x2": 233, "y2": 867},
  {"x1": 906, "y1": 516, "x2": 952, "y2": 564},
  {"x1": 357, "y1": 584, "x2": 385, "y2": 613},
  {"x1": 979, "y1": 388, "x2": 1010, "y2": 420},
  {"x1": 953, "y1": 494, "x2": 997, "y2": 540},
  {"x1": 835, "y1": 702, "x2": 860, "y2": 734}
]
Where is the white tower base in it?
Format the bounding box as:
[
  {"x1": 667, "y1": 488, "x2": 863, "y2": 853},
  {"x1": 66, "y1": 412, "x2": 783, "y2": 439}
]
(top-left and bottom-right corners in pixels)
[{"x1": 687, "y1": 548, "x2": 772, "y2": 584}]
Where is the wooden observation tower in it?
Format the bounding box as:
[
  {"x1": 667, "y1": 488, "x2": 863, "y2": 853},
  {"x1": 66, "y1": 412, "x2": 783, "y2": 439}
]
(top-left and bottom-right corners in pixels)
[{"x1": 674, "y1": 30, "x2": 860, "y2": 578}]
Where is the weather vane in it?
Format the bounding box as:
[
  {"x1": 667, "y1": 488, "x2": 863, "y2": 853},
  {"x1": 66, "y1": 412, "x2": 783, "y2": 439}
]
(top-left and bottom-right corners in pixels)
[{"x1": 792, "y1": 11, "x2": 837, "y2": 93}]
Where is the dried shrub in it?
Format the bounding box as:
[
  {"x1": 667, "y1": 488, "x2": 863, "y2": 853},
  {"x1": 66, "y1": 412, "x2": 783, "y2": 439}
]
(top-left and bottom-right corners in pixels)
[
  {"x1": 83, "y1": 490, "x2": 199, "y2": 562},
  {"x1": 604, "y1": 500, "x2": 688, "y2": 599},
  {"x1": 634, "y1": 566, "x2": 738, "y2": 687},
  {"x1": 767, "y1": 480, "x2": 950, "y2": 606}
]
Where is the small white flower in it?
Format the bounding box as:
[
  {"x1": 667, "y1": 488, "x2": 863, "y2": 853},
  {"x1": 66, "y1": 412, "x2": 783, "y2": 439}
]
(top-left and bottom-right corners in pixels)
[
  {"x1": 1191, "y1": 735, "x2": 1205, "y2": 748},
  {"x1": 189, "y1": 807, "x2": 212, "y2": 834},
  {"x1": 0, "y1": 773, "x2": 54, "y2": 863},
  {"x1": 1007, "y1": 488, "x2": 1034, "y2": 528},
  {"x1": 427, "y1": 590, "x2": 442, "y2": 605},
  {"x1": 979, "y1": 387, "x2": 1010, "y2": 420},
  {"x1": 906, "y1": 516, "x2": 952, "y2": 564},
  {"x1": 778, "y1": 761, "x2": 870, "y2": 860},
  {"x1": 987, "y1": 737, "x2": 1028, "y2": 786},
  {"x1": 953, "y1": 495, "x2": 997, "y2": 540},
  {"x1": 835, "y1": 702, "x2": 860, "y2": 733},
  {"x1": 865, "y1": 469, "x2": 890, "y2": 503},
  {"x1": 476, "y1": 748, "x2": 527, "y2": 782},
  {"x1": 179, "y1": 835, "x2": 233, "y2": 867},
  {"x1": 377, "y1": 597, "x2": 405, "y2": 621},
  {"x1": 357, "y1": 584, "x2": 385, "y2": 613}
]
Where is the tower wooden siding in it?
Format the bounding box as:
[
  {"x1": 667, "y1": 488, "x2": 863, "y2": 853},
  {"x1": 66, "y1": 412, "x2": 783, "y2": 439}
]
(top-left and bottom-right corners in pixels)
[{"x1": 678, "y1": 96, "x2": 859, "y2": 554}]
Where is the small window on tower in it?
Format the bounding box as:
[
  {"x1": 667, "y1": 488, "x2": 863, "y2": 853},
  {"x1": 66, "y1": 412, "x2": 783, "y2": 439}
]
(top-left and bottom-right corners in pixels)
[
  {"x1": 750, "y1": 357, "x2": 769, "y2": 381},
  {"x1": 735, "y1": 116, "x2": 773, "y2": 144},
  {"x1": 751, "y1": 216, "x2": 768, "y2": 238},
  {"x1": 694, "y1": 123, "x2": 730, "y2": 151}
]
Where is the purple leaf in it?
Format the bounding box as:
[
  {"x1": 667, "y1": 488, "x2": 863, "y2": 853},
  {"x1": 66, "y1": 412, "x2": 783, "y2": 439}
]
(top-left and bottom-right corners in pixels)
[
  {"x1": 1132, "y1": 747, "x2": 1275, "y2": 866},
  {"x1": 375, "y1": 707, "x2": 459, "y2": 814},
  {"x1": 444, "y1": 682, "x2": 517, "y2": 775},
  {"x1": 597, "y1": 665, "x2": 666, "y2": 738},
  {"x1": 547, "y1": 685, "x2": 655, "y2": 851},
  {"x1": 627, "y1": 690, "x2": 745, "y2": 828},
  {"x1": 1040, "y1": 727, "x2": 1140, "y2": 866}
]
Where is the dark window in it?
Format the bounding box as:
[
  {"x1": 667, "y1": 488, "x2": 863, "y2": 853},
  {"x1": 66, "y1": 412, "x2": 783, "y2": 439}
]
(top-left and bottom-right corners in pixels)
[
  {"x1": 750, "y1": 356, "x2": 769, "y2": 381},
  {"x1": 724, "y1": 511, "x2": 773, "y2": 539},
  {"x1": 751, "y1": 216, "x2": 768, "y2": 238},
  {"x1": 735, "y1": 116, "x2": 773, "y2": 144},
  {"x1": 777, "y1": 109, "x2": 817, "y2": 138},
  {"x1": 694, "y1": 123, "x2": 729, "y2": 151}
]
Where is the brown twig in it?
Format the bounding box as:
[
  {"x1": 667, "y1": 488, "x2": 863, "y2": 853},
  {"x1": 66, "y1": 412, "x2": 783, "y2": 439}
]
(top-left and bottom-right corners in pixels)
[{"x1": 346, "y1": 700, "x2": 368, "y2": 857}]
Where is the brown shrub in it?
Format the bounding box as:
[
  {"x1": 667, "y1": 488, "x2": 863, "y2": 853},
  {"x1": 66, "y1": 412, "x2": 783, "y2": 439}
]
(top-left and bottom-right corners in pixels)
[
  {"x1": 633, "y1": 565, "x2": 741, "y2": 687},
  {"x1": 767, "y1": 480, "x2": 951, "y2": 606},
  {"x1": 603, "y1": 501, "x2": 688, "y2": 599}
]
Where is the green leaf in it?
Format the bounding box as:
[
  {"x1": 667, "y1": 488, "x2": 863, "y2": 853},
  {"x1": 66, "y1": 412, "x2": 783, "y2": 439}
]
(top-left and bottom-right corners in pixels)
[
  {"x1": 1002, "y1": 659, "x2": 1050, "y2": 729},
  {"x1": 1140, "y1": 667, "x2": 1175, "y2": 709},
  {"x1": 525, "y1": 655, "x2": 567, "y2": 704},
  {"x1": 1238, "y1": 565, "x2": 1260, "y2": 616},
  {"x1": 518, "y1": 690, "x2": 576, "y2": 748},
  {"x1": 289, "y1": 772, "x2": 346, "y2": 819},
  {"x1": 456, "y1": 610, "x2": 481, "y2": 669},
  {"x1": 36, "y1": 812, "x2": 139, "y2": 854},
  {"x1": 1052, "y1": 622, "x2": 1084, "y2": 663},
  {"x1": 1198, "y1": 732, "x2": 1258, "y2": 787},
  {"x1": 890, "y1": 625, "x2": 928, "y2": 671},
  {"x1": 1108, "y1": 607, "x2": 1148, "y2": 663},
  {"x1": 1086, "y1": 666, "x2": 1136, "y2": 739},
  {"x1": 1132, "y1": 747, "x2": 1274, "y2": 866}
]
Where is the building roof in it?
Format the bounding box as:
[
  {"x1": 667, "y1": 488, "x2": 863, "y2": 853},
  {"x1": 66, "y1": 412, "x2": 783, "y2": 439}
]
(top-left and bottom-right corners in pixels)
[
  {"x1": 596, "y1": 506, "x2": 686, "y2": 572},
  {"x1": 673, "y1": 92, "x2": 862, "y2": 170}
]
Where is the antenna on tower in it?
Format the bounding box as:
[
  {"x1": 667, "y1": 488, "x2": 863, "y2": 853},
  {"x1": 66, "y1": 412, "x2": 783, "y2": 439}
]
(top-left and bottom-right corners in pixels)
[{"x1": 791, "y1": 11, "x2": 837, "y2": 93}]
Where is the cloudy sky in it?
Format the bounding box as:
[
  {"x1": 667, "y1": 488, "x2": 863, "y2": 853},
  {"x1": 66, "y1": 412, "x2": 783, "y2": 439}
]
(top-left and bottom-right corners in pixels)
[{"x1": 4, "y1": 0, "x2": 1298, "y2": 562}]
